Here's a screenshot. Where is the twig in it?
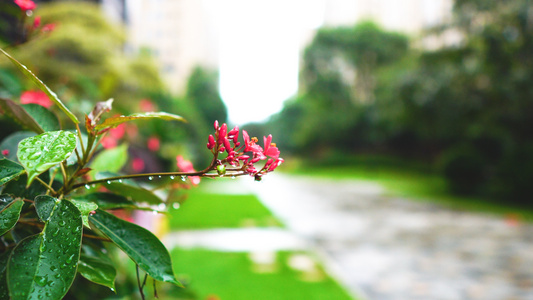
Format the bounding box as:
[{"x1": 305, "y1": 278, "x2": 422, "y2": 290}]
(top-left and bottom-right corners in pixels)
[{"x1": 136, "y1": 265, "x2": 146, "y2": 300}]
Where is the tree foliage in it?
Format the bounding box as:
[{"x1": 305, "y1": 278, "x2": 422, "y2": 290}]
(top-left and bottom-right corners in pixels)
[{"x1": 271, "y1": 0, "x2": 533, "y2": 203}]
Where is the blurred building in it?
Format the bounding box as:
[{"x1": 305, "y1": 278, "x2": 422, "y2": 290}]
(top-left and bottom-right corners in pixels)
[
  {"x1": 119, "y1": 0, "x2": 218, "y2": 93},
  {"x1": 101, "y1": 0, "x2": 453, "y2": 97}
]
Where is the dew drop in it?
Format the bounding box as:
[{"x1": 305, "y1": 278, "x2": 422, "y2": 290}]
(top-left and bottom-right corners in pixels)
[
  {"x1": 107, "y1": 180, "x2": 111, "y2": 184},
  {"x1": 157, "y1": 203, "x2": 166, "y2": 210},
  {"x1": 170, "y1": 175, "x2": 175, "y2": 180},
  {"x1": 148, "y1": 176, "x2": 153, "y2": 181},
  {"x1": 158, "y1": 175, "x2": 162, "y2": 179},
  {"x1": 180, "y1": 176, "x2": 186, "y2": 181},
  {"x1": 152, "y1": 210, "x2": 158, "y2": 215},
  {"x1": 118, "y1": 179, "x2": 123, "y2": 183},
  {"x1": 66, "y1": 254, "x2": 75, "y2": 264},
  {"x1": 35, "y1": 275, "x2": 48, "y2": 287},
  {"x1": 172, "y1": 203, "x2": 180, "y2": 209},
  {"x1": 231, "y1": 176, "x2": 236, "y2": 179},
  {"x1": 85, "y1": 184, "x2": 90, "y2": 189}
]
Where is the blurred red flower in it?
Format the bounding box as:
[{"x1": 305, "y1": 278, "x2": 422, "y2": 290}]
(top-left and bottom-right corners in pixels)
[
  {"x1": 139, "y1": 99, "x2": 156, "y2": 112},
  {"x1": 20, "y1": 91, "x2": 53, "y2": 108},
  {"x1": 131, "y1": 158, "x2": 145, "y2": 172},
  {"x1": 14, "y1": 0, "x2": 36, "y2": 11},
  {"x1": 176, "y1": 155, "x2": 200, "y2": 185},
  {"x1": 42, "y1": 23, "x2": 57, "y2": 33},
  {"x1": 147, "y1": 136, "x2": 160, "y2": 152}
]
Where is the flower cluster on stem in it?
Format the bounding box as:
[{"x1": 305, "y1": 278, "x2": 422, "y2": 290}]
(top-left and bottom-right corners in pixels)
[
  {"x1": 70, "y1": 118, "x2": 283, "y2": 191},
  {"x1": 208, "y1": 120, "x2": 283, "y2": 181}
]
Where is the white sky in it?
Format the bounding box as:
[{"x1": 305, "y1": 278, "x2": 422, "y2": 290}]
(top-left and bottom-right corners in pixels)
[
  {"x1": 207, "y1": 0, "x2": 446, "y2": 125},
  {"x1": 211, "y1": 0, "x2": 324, "y2": 125}
]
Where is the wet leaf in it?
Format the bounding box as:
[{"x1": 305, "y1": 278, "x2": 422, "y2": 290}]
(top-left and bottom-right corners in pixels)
[
  {"x1": 7, "y1": 199, "x2": 83, "y2": 300},
  {"x1": 89, "y1": 210, "x2": 181, "y2": 286},
  {"x1": 0, "y1": 159, "x2": 24, "y2": 186},
  {"x1": 73, "y1": 192, "x2": 135, "y2": 210},
  {"x1": 0, "y1": 199, "x2": 23, "y2": 236},
  {"x1": 0, "y1": 98, "x2": 44, "y2": 133},
  {"x1": 0, "y1": 48, "x2": 79, "y2": 124},
  {"x1": 90, "y1": 143, "x2": 128, "y2": 174},
  {"x1": 69, "y1": 200, "x2": 98, "y2": 228},
  {"x1": 21, "y1": 104, "x2": 60, "y2": 132},
  {"x1": 95, "y1": 172, "x2": 163, "y2": 205},
  {"x1": 17, "y1": 130, "x2": 77, "y2": 186},
  {"x1": 35, "y1": 195, "x2": 57, "y2": 222},
  {"x1": 78, "y1": 254, "x2": 116, "y2": 290},
  {"x1": 95, "y1": 112, "x2": 185, "y2": 130}
]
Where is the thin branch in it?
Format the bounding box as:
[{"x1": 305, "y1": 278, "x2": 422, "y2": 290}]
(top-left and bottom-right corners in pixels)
[
  {"x1": 60, "y1": 162, "x2": 68, "y2": 186},
  {"x1": 153, "y1": 278, "x2": 158, "y2": 299},
  {"x1": 70, "y1": 155, "x2": 220, "y2": 191},
  {"x1": 35, "y1": 176, "x2": 56, "y2": 193},
  {"x1": 82, "y1": 233, "x2": 111, "y2": 242},
  {"x1": 136, "y1": 265, "x2": 146, "y2": 300},
  {"x1": 75, "y1": 123, "x2": 86, "y2": 154}
]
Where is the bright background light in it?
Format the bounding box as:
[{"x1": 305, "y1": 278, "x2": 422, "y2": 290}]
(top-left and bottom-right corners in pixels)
[{"x1": 210, "y1": 0, "x2": 324, "y2": 125}]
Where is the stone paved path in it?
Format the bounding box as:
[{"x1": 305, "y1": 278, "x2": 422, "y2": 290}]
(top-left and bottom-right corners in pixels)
[{"x1": 170, "y1": 174, "x2": 533, "y2": 300}]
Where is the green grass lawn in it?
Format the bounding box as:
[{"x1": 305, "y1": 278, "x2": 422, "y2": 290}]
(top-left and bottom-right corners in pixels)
[
  {"x1": 167, "y1": 189, "x2": 282, "y2": 229},
  {"x1": 286, "y1": 154, "x2": 533, "y2": 221},
  {"x1": 170, "y1": 248, "x2": 354, "y2": 300},
  {"x1": 162, "y1": 187, "x2": 356, "y2": 300}
]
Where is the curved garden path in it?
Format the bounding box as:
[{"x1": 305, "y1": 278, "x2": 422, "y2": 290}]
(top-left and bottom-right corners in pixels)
[{"x1": 167, "y1": 174, "x2": 533, "y2": 300}]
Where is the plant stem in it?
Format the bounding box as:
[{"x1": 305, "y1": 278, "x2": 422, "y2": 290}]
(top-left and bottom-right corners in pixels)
[
  {"x1": 35, "y1": 177, "x2": 55, "y2": 193},
  {"x1": 82, "y1": 233, "x2": 111, "y2": 242},
  {"x1": 75, "y1": 123, "x2": 85, "y2": 154},
  {"x1": 69, "y1": 156, "x2": 221, "y2": 191},
  {"x1": 136, "y1": 265, "x2": 146, "y2": 300}
]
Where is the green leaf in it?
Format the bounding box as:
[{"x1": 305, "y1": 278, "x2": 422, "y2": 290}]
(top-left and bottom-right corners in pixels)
[
  {"x1": 17, "y1": 130, "x2": 77, "y2": 186},
  {"x1": 70, "y1": 200, "x2": 98, "y2": 228},
  {"x1": 0, "y1": 249, "x2": 12, "y2": 300},
  {"x1": 0, "y1": 159, "x2": 25, "y2": 186},
  {"x1": 95, "y1": 112, "x2": 185, "y2": 130},
  {"x1": 22, "y1": 104, "x2": 60, "y2": 132},
  {"x1": 34, "y1": 195, "x2": 57, "y2": 222},
  {"x1": 0, "y1": 98, "x2": 44, "y2": 133},
  {"x1": 0, "y1": 48, "x2": 79, "y2": 124},
  {"x1": 0, "y1": 131, "x2": 35, "y2": 162},
  {"x1": 73, "y1": 192, "x2": 135, "y2": 210},
  {"x1": 90, "y1": 143, "x2": 128, "y2": 174},
  {"x1": 0, "y1": 199, "x2": 23, "y2": 236},
  {"x1": 77, "y1": 254, "x2": 116, "y2": 290},
  {"x1": 95, "y1": 172, "x2": 163, "y2": 205},
  {"x1": 7, "y1": 200, "x2": 83, "y2": 300},
  {"x1": 89, "y1": 210, "x2": 181, "y2": 286}
]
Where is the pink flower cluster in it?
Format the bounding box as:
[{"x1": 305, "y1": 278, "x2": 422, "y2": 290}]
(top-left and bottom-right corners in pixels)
[{"x1": 208, "y1": 121, "x2": 283, "y2": 179}]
